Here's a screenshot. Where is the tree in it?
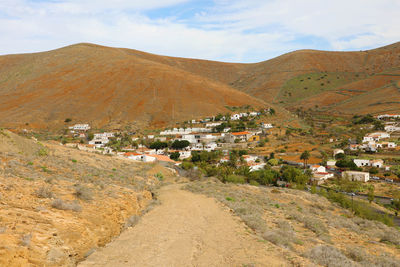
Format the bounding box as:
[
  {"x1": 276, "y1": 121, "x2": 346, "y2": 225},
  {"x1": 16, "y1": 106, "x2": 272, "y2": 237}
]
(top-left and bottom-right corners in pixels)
[
  {"x1": 215, "y1": 113, "x2": 223, "y2": 121},
  {"x1": 149, "y1": 141, "x2": 168, "y2": 151},
  {"x1": 87, "y1": 133, "x2": 94, "y2": 141},
  {"x1": 270, "y1": 108, "x2": 276, "y2": 115},
  {"x1": 281, "y1": 166, "x2": 309, "y2": 184},
  {"x1": 170, "y1": 152, "x2": 180, "y2": 161},
  {"x1": 268, "y1": 158, "x2": 279, "y2": 166},
  {"x1": 171, "y1": 140, "x2": 190, "y2": 150},
  {"x1": 64, "y1": 118, "x2": 72, "y2": 123},
  {"x1": 373, "y1": 120, "x2": 384, "y2": 131},
  {"x1": 367, "y1": 186, "x2": 375, "y2": 203},
  {"x1": 300, "y1": 150, "x2": 310, "y2": 169}
]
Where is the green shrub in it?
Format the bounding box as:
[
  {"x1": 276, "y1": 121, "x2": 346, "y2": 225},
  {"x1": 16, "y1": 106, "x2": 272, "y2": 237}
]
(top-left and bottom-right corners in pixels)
[
  {"x1": 38, "y1": 148, "x2": 48, "y2": 157},
  {"x1": 154, "y1": 172, "x2": 164, "y2": 181},
  {"x1": 225, "y1": 174, "x2": 246, "y2": 184},
  {"x1": 181, "y1": 161, "x2": 194, "y2": 170}
]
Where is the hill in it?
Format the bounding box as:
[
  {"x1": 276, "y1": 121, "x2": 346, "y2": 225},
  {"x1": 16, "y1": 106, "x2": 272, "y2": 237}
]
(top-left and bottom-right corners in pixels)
[
  {"x1": 0, "y1": 129, "x2": 173, "y2": 265},
  {"x1": 131, "y1": 42, "x2": 400, "y2": 115},
  {"x1": 0, "y1": 44, "x2": 267, "y2": 130},
  {"x1": 0, "y1": 42, "x2": 399, "y2": 130}
]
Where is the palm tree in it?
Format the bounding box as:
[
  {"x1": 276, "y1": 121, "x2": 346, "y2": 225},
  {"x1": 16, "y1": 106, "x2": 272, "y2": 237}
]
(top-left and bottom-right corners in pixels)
[{"x1": 300, "y1": 150, "x2": 310, "y2": 169}]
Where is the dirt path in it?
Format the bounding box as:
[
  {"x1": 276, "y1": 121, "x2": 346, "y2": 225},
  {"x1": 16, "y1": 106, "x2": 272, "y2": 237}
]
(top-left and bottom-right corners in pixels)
[{"x1": 78, "y1": 184, "x2": 288, "y2": 267}]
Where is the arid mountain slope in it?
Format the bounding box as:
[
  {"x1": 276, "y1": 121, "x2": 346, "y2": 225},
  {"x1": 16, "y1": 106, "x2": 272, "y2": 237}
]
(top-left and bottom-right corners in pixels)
[
  {"x1": 127, "y1": 42, "x2": 400, "y2": 115},
  {"x1": 0, "y1": 44, "x2": 266, "y2": 130},
  {"x1": 0, "y1": 129, "x2": 175, "y2": 266},
  {"x1": 0, "y1": 42, "x2": 399, "y2": 130}
]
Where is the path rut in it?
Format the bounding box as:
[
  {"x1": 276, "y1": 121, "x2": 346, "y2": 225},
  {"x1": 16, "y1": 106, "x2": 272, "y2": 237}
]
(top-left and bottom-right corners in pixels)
[{"x1": 78, "y1": 184, "x2": 287, "y2": 267}]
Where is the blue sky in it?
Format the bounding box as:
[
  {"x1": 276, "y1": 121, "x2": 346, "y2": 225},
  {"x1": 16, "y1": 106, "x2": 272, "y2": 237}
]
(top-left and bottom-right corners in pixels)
[{"x1": 0, "y1": 0, "x2": 399, "y2": 62}]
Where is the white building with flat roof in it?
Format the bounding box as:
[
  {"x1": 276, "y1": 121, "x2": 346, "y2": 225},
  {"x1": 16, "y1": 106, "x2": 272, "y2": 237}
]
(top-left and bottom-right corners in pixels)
[
  {"x1": 69, "y1": 124, "x2": 91, "y2": 131},
  {"x1": 342, "y1": 171, "x2": 370, "y2": 182}
]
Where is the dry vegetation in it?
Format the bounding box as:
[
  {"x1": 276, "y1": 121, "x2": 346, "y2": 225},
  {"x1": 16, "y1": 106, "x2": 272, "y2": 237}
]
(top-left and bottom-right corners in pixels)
[
  {"x1": 185, "y1": 180, "x2": 400, "y2": 266},
  {"x1": 0, "y1": 130, "x2": 176, "y2": 266}
]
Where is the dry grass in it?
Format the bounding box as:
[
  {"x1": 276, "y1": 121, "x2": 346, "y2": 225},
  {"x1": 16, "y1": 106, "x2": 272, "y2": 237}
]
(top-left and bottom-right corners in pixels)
[
  {"x1": 305, "y1": 245, "x2": 354, "y2": 267},
  {"x1": 34, "y1": 186, "x2": 54, "y2": 199},
  {"x1": 51, "y1": 198, "x2": 82, "y2": 212},
  {"x1": 74, "y1": 184, "x2": 93, "y2": 201},
  {"x1": 185, "y1": 181, "x2": 400, "y2": 266}
]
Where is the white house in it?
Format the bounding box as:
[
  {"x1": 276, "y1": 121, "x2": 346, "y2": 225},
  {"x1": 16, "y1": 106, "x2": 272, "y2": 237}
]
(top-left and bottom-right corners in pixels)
[
  {"x1": 124, "y1": 152, "x2": 156, "y2": 162},
  {"x1": 182, "y1": 133, "x2": 216, "y2": 145},
  {"x1": 353, "y1": 159, "x2": 371, "y2": 168},
  {"x1": 261, "y1": 123, "x2": 273, "y2": 129},
  {"x1": 377, "y1": 114, "x2": 400, "y2": 120},
  {"x1": 342, "y1": 171, "x2": 370, "y2": 182},
  {"x1": 370, "y1": 159, "x2": 384, "y2": 168},
  {"x1": 326, "y1": 160, "x2": 337, "y2": 167},
  {"x1": 205, "y1": 122, "x2": 222, "y2": 128},
  {"x1": 242, "y1": 155, "x2": 258, "y2": 163},
  {"x1": 69, "y1": 124, "x2": 91, "y2": 131},
  {"x1": 363, "y1": 132, "x2": 390, "y2": 142},
  {"x1": 227, "y1": 131, "x2": 252, "y2": 143},
  {"x1": 160, "y1": 127, "x2": 211, "y2": 135},
  {"x1": 378, "y1": 141, "x2": 397, "y2": 149},
  {"x1": 249, "y1": 112, "x2": 259, "y2": 116},
  {"x1": 230, "y1": 114, "x2": 242, "y2": 120},
  {"x1": 249, "y1": 163, "x2": 266, "y2": 172},
  {"x1": 178, "y1": 150, "x2": 191, "y2": 159},
  {"x1": 312, "y1": 172, "x2": 334, "y2": 184},
  {"x1": 89, "y1": 132, "x2": 115, "y2": 148},
  {"x1": 310, "y1": 165, "x2": 326, "y2": 173}
]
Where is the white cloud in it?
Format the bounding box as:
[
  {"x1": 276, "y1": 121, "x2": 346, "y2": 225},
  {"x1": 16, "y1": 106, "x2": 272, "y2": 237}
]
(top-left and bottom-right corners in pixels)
[{"x1": 0, "y1": 0, "x2": 398, "y2": 62}]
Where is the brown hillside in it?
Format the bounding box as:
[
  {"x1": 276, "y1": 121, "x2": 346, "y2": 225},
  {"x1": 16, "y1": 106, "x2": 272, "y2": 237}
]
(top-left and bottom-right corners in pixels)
[
  {"x1": 0, "y1": 42, "x2": 399, "y2": 130},
  {"x1": 98, "y1": 42, "x2": 400, "y2": 115},
  {"x1": 0, "y1": 44, "x2": 266, "y2": 130}
]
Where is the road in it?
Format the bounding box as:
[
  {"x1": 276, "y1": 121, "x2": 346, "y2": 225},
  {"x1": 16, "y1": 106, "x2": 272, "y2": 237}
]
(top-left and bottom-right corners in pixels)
[{"x1": 78, "y1": 184, "x2": 288, "y2": 267}]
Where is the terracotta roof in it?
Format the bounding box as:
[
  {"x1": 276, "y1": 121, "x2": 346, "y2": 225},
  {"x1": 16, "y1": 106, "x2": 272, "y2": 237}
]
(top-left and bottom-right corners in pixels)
[
  {"x1": 150, "y1": 154, "x2": 177, "y2": 163},
  {"x1": 232, "y1": 131, "x2": 251, "y2": 136}
]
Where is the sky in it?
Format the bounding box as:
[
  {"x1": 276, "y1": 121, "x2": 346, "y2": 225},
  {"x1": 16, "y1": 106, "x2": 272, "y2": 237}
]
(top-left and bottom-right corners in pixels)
[{"x1": 0, "y1": 0, "x2": 399, "y2": 62}]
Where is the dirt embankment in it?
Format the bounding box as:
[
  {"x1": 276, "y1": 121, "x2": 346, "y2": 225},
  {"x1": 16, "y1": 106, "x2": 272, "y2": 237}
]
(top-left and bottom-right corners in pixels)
[{"x1": 0, "y1": 130, "x2": 176, "y2": 266}]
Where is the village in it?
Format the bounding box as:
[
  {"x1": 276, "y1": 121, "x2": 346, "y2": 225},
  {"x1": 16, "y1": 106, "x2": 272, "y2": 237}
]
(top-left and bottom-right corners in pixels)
[{"x1": 60, "y1": 111, "x2": 400, "y2": 193}]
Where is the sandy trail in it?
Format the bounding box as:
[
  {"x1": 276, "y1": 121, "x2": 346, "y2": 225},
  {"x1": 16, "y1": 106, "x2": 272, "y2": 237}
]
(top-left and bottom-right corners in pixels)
[{"x1": 78, "y1": 184, "x2": 287, "y2": 267}]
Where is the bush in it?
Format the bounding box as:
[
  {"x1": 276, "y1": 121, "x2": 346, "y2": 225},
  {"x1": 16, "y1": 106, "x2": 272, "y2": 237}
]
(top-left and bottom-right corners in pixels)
[
  {"x1": 268, "y1": 158, "x2": 279, "y2": 166},
  {"x1": 124, "y1": 215, "x2": 140, "y2": 229},
  {"x1": 74, "y1": 185, "x2": 93, "y2": 201},
  {"x1": 306, "y1": 245, "x2": 353, "y2": 267},
  {"x1": 38, "y1": 148, "x2": 48, "y2": 157},
  {"x1": 20, "y1": 234, "x2": 32, "y2": 247},
  {"x1": 35, "y1": 186, "x2": 54, "y2": 199},
  {"x1": 51, "y1": 199, "x2": 82, "y2": 212},
  {"x1": 380, "y1": 230, "x2": 400, "y2": 246},
  {"x1": 154, "y1": 172, "x2": 164, "y2": 181},
  {"x1": 303, "y1": 217, "x2": 328, "y2": 235},
  {"x1": 181, "y1": 161, "x2": 194, "y2": 170},
  {"x1": 225, "y1": 174, "x2": 246, "y2": 184},
  {"x1": 169, "y1": 152, "x2": 180, "y2": 161},
  {"x1": 281, "y1": 166, "x2": 309, "y2": 184}
]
